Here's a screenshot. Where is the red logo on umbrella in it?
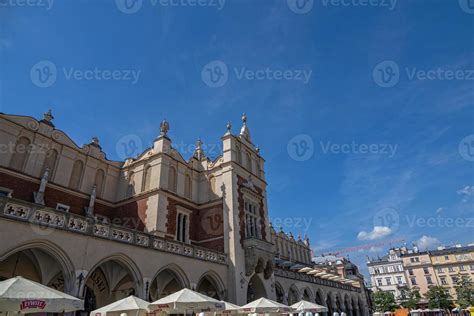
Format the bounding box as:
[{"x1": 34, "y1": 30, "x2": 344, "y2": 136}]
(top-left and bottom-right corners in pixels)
[{"x1": 20, "y1": 300, "x2": 47, "y2": 310}]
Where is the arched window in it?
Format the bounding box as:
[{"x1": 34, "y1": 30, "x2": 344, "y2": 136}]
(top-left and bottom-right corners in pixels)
[
  {"x1": 184, "y1": 174, "x2": 192, "y2": 199},
  {"x1": 41, "y1": 149, "x2": 58, "y2": 178},
  {"x1": 142, "y1": 165, "x2": 152, "y2": 192},
  {"x1": 246, "y1": 152, "x2": 252, "y2": 172},
  {"x1": 168, "y1": 166, "x2": 177, "y2": 192},
  {"x1": 69, "y1": 160, "x2": 84, "y2": 190},
  {"x1": 235, "y1": 144, "x2": 241, "y2": 164},
  {"x1": 209, "y1": 175, "x2": 216, "y2": 195},
  {"x1": 9, "y1": 137, "x2": 31, "y2": 171},
  {"x1": 127, "y1": 171, "x2": 135, "y2": 197},
  {"x1": 94, "y1": 169, "x2": 105, "y2": 198}
]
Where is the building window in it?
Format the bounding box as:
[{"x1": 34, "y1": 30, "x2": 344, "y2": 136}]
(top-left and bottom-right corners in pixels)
[
  {"x1": 69, "y1": 160, "x2": 84, "y2": 190},
  {"x1": 448, "y1": 266, "x2": 455, "y2": 272},
  {"x1": 127, "y1": 171, "x2": 135, "y2": 197},
  {"x1": 56, "y1": 203, "x2": 70, "y2": 212},
  {"x1": 142, "y1": 165, "x2": 152, "y2": 192},
  {"x1": 0, "y1": 187, "x2": 13, "y2": 197},
  {"x1": 374, "y1": 268, "x2": 380, "y2": 274},
  {"x1": 437, "y1": 267, "x2": 444, "y2": 273},
  {"x1": 452, "y1": 276, "x2": 458, "y2": 283},
  {"x1": 94, "y1": 169, "x2": 105, "y2": 198},
  {"x1": 385, "y1": 277, "x2": 392, "y2": 285},
  {"x1": 244, "y1": 200, "x2": 261, "y2": 239},
  {"x1": 426, "y1": 276, "x2": 433, "y2": 284},
  {"x1": 176, "y1": 212, "x2": 189, "y2": 243},
  {"x1": 168, "y1": 166, "x2": 177, "y2": 192},
  {"x1": 459, "y1": 265, "x2": 465, "y2": 271},
  {"x1": 377, "y1": 279, "x2": 383, "y2": 286},
  {"x1": 470, "y1": 264, "x2": 474, "y2": 271},
  {"x1": 445, "y1": 255, "x2": 449, "y2": 260},
  {"x1": 235, "y1": 144, "x2": 242, "y2": 164},
  {"x1": 440, "y1": 277, "x2": 447, "y2": 285},
  {"x1": 209, "y1": 175, "x2": 216, "y2": 196},
  {"x1": 184, "y1": 174, "x2": 192, "y2": 199},
  {"x1": 408, "y1": 269, "x2": 414, "y2": 276},
  {"x1": 397, "y1": 276, "x2": 403, "y2": 284},
  {"x1": 9, "y1": 137, "x2": 31, "y2": 171},
  {"x1": 246, "y1": 152, "x2": 252, "y2": 172},
  {"x1": 411, "y1": 278, "x2": 417, "y2": 285},
  {"x1": 423, "y1": 267, "x2": 429, "y2": 274},
  {"x1": 41, "y1": 149, "x2": 58, "y2": 179}
]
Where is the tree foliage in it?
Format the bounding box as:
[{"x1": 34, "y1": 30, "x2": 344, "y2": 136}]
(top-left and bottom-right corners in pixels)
[
  {"x1": 399, "y1": 288, "x2": 421, "y2": 310},
  {"x1": 454, "y1": 275, "x2": 474, "y2": 309},
  {"x1": 372, "y1": 291, "x2": 399, "y2": 312},
  {"x1": 425, "y1": 286, "x2": 453, "y2": 310}
]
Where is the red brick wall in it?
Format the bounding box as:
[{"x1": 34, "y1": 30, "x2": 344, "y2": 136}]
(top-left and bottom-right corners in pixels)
[
  {"x1": 165, "y1": 196, "x2": 224, "y2": 252},
  {"x1": 0, "y1": 171, "x2": 146, "y2": 231}
]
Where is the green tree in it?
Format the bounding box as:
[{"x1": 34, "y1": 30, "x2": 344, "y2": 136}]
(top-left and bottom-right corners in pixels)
[
  {"x1": 425, "y1": 286, "x2": 453, "y2": 310},
  {"x1": 399, "y1": 288, "x2": 421, "y2": 310},
  {"x1": 372, "y1": 291, "x2": 399, "y2": 312},
  {"x1": 454, "y1": 274, "x2": 474, "y2": 309}
]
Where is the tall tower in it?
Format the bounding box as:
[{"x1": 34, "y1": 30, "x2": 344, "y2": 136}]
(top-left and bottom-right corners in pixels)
[{"x1": 221, "y1": 114, "x2": 275, "y2": 304}]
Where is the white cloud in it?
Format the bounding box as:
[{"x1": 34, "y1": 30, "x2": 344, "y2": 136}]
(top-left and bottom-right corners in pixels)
[
  {"x1": 357, "y1": 226, "x2": 392, "y2": 241},
  {"x1": 457, "y1": 186, "x2": 474, "y2": 202},
  {"x1": 415, "y1": 235, "x2": 441, "y2": 250}
]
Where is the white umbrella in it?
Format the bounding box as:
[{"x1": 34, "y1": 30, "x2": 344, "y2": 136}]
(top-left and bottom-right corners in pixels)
[
  {"x1": 91, "y1": 295, "x2": 150, "y2": 316},
  {"x1": 0, "y1": 276, "x2": 83, "y2": 313},
  {"x1": 149, "y1": 288, "x2": 224, "y2": 314},
  {"x1": 291, "y1": 300, "x2": 328, "y2": 313},
  {"x1": 216, "y1": 301, "x2": 241, "y2": 315},
  {"x1": 239, "y1": 297, "x2": 293, "y2": 314}
]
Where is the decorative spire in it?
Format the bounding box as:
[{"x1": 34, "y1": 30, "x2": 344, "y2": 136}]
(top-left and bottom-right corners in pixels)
[
  {"x1": 160, "y1": 119, "x2": 170, "y2": 137},
  {"x1": 225, "y1": 121, "x2": 232, "y2": 135},
  {"x1": 193, "y1": 138, "x2": 205, "y2": 160},
  {"x1": 239, "y1": 113, "x2": 251, "y2": 141},
  {"x1": 43, "y1": 109, "x2": 54, "y2": 122},
  {"x1": 90, "y1": 136, "x2": 101, "y2": 148}
]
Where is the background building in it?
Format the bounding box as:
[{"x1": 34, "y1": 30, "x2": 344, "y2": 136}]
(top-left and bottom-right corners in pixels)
[
  {"x1": 0, "y1": 111, "x2": 370, "y2": 315},
  {"x1": 367, "y1": 247, "x2": 408, "y2": 302}
]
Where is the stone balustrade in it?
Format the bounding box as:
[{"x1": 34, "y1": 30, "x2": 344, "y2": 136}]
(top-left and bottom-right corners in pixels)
[{"x1": 0, "y1": 197, "x2": 227, "y2": 265}]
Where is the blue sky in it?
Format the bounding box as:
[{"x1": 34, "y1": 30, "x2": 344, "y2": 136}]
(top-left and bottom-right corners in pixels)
[{"x1": 1, "y1": 0, "x2": 473, "y2": 277}]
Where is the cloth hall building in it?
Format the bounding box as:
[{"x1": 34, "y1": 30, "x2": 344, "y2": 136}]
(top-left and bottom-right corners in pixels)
[{"x1": 0, "y1": 111, "x2": 371, "y2": 315}]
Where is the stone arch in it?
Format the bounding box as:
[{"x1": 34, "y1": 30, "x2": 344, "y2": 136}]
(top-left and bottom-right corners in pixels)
[
  {"x1": 247, "y1": 273, "x2": 266, "y2": 303},
  {"x1": 275, "y1": 281, "x2": 285, "y2": 304},
  {"x1": 344, "y1": 293, "x2": 352, "y2": 315},
  {"x1": 288, "y1": 284, "x2": 300, "y2": 305},
  {"x1": 9, "y1": 136, "x2": 32, "y2": 171},
  {"x1": 149, "y1": 264, "x2": 189, "y2": 300},
  {"x1": 302, "y1": 286, "x2": 314, "y2": 302},
  {"x1": 315, "y1": 288, "x2": 325, "y2": 305},
  {"x1": 335, "y1": 292, "x2": 343, "y2": 313},
  {"x1": 196, "y1": 271, "x2": 225, "y2": 300},
  {"x1": 326, "y1": 292, "x2": 335, "y2": 316},
  {"x1": 83, "y1": 253, "x2": 143, "y2": 311},
  {"x1": 0, "y1": 240, "x2": 75, "y2": 293}
]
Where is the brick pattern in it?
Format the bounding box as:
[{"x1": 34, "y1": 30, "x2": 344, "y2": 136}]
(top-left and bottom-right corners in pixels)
[
  {"x1": 0, "y1": 171, "x2": 147, "y2": 231},
  {"x1": 165, "y1": 196, "x2": 224, "y2": 251}
]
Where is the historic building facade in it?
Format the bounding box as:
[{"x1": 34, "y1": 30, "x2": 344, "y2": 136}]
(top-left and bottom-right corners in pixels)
[{"x1": 0, "y1": 111, "x2": 370, "y2": 315}]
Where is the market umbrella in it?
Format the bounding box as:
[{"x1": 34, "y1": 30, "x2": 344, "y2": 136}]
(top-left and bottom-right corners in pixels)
[
  {"x1": 149, "y1": 288, "x2": 224, "y2": 314},
  {"x1": 91, "y1": 295, "x2": 150, "y2": 316},
  {"x1": 0, "y1": 276, "x2": 83, "y2": 313},
  {"x1": 291, "y1": 300, "x2": 328, "y2": 313},
  {"x1": 239, "y1": 297, "x2": 293, "y2": 314},
  {"x1": 219, "y1": 301, "x2": 241, "y2": 314}
]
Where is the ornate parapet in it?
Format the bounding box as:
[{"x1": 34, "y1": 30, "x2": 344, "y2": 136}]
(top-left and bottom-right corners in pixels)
[{"x1": 0, "y1": 196, "x2": 227, "y2": 265}]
